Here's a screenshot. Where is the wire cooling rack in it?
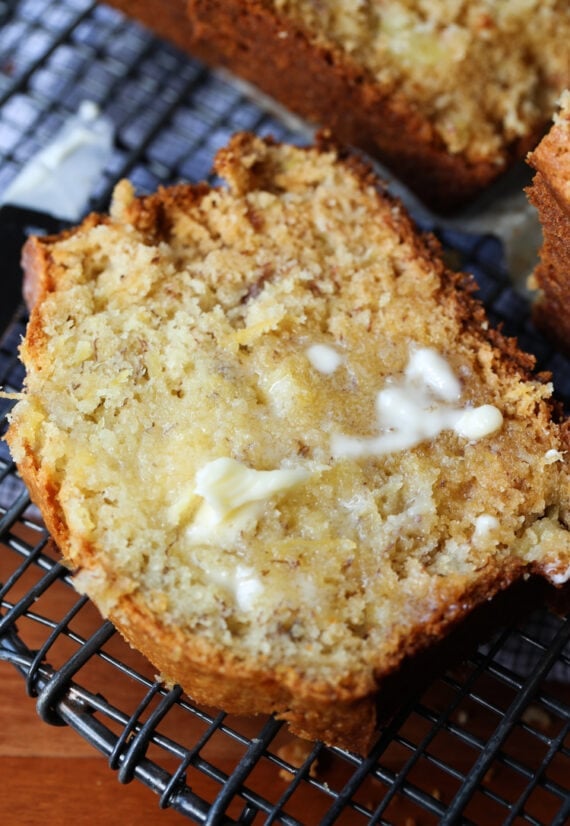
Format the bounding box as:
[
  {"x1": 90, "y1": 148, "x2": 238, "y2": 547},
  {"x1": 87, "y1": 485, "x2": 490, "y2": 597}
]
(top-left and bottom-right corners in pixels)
[{"x1": 1, "y1": 2, "x2": 570, "y2": 823}]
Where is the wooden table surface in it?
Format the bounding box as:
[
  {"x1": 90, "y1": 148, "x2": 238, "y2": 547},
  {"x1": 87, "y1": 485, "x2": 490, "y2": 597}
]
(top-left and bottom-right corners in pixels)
[
  {"x1": 1, "y1": 537, "x2": 567, "y2": 825},
  {"x1": 3, "y1": 654, "x2": 567, "y2": 826},
  {"x1": 0, "y1": 530, "x2": 188, "y2": 826},
  {"x1": 0, "y1": 664, "x2": 188, "y2": 826}
]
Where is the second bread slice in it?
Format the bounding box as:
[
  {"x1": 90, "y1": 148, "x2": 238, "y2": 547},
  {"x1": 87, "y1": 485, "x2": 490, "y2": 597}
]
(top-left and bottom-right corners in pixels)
[{"x1": 187, "y1": 1, "x2": 570, "y2": 211}]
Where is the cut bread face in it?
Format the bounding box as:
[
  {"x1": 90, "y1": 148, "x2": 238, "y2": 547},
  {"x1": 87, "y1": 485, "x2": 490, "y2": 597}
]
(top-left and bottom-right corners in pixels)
[{"x1": 7, "y1": 133, "x2": 570, "y2": 752}]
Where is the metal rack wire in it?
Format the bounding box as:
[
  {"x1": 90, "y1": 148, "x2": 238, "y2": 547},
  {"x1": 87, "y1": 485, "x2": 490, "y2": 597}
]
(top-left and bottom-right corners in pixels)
[{"x1": 0, "y1": 2, "x2": 569, "y2": 823}]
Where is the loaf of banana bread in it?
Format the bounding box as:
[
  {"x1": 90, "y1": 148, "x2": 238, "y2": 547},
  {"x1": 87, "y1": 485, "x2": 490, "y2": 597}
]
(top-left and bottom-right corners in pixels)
[
  {"x1": 99, "y1": 2, "x2": 570, "y2": 211},
  {"x1": 185, "y1": 0, "x2": 570, "y2": 211}
]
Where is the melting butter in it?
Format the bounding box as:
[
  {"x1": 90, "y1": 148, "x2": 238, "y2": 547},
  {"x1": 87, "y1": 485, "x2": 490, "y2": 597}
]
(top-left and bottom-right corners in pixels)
[
  {"x1": 544, "y1": 449, "x2": 564, "y2": 465},
  {"x1": 306, "y1": 343, "x2": 344, "y2": 374},
  {"x1": 472, "y1": 514, "x2": 500, "y2": 548},
  {"x1": 332, "y1": 348, "x2": 503, "y2": 458},
  {"x1": 194, "y1": 457, "x2": 311, "y2": 523},
  {"x1": 200, "y1": 562, "x2": 264, "y2": 612}
]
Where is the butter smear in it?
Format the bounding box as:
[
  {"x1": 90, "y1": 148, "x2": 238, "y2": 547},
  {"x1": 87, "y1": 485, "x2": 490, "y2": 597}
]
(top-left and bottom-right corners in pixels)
[{"x1": 332, "y1": 348, "x2": 503, "y2": 458}]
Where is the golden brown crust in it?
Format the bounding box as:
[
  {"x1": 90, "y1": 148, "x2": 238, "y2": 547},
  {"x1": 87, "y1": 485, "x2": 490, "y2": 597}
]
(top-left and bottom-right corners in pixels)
[
  {"x1": 528, "y1": 174, "x2": 570, "y2": 355},
  {"x1": 21, "y1": 214, "x2": 105, "y2": 312},
  {"x1": 110, "y1": 599, "x2": 379, "y2": 750},
  {"x1": 109, "y1": 567, "x2": 525, "y2": 751}
]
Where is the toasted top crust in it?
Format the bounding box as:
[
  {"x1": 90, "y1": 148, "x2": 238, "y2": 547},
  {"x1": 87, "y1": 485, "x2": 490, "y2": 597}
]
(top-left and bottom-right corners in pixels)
[{"x1": 7, "y1": 133, "x2": 570, "y2": 750}]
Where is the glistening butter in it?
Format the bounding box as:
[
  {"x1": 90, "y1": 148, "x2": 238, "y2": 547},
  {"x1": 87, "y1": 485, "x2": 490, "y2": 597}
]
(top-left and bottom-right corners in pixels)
[{"x1": 332, "y1": 348, "x2": 503, "y2": 458}]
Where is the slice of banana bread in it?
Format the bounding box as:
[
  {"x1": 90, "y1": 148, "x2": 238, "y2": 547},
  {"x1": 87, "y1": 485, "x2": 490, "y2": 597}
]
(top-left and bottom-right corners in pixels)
[
  {"x1": 186, "y1": 1, "x2": 570, "y2": 212},
  {"x1": 7, "y1": 133, "x2": 570, "y2": 752},
  {"x1": 527, "y1": 91, "x2": 570, "y2": 353}
]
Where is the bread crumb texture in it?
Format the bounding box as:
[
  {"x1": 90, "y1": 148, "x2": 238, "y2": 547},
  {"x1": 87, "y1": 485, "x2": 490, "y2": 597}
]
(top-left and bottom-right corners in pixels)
[
  {"x1": 7, "y1": 134, "x2": 570, "y2": 748},
  {"x1": 272, "y1": 0, "x2": 570, "y2": 162}
]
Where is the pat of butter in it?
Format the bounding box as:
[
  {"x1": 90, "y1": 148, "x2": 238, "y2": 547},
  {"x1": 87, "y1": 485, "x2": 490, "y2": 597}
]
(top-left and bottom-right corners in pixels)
[
  {"x1": 404, "y1": 347, "x2": 461, "y2": 402},
  {"x1": 195, "y1": 457, "x2": 311, "y2": 523}
]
